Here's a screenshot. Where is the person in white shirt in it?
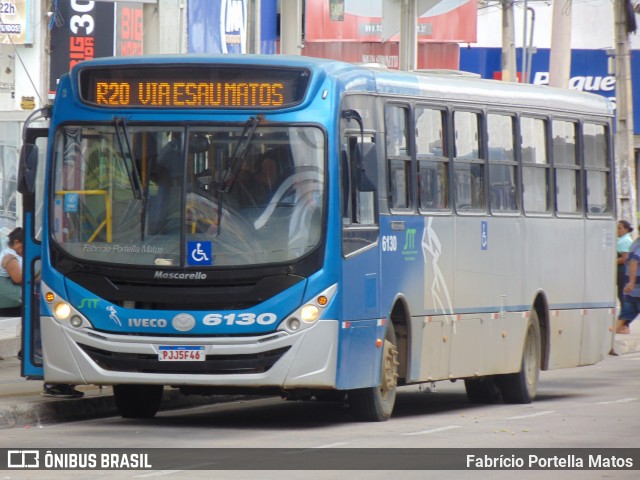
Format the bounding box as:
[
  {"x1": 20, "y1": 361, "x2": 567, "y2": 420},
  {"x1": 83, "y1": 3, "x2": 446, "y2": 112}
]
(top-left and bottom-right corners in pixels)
[
  {"x1": 0, "y1": 227, "x2": 24, "y2": 309},
  {"x1": 1, "y1": 227, "x2": 84, "y2": 398}
]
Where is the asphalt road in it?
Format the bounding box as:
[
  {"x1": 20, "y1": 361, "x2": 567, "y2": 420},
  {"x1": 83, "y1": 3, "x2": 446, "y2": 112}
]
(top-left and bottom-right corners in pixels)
[{"x1": 2, "y1": 351, "x2": 639, "y2": 480}]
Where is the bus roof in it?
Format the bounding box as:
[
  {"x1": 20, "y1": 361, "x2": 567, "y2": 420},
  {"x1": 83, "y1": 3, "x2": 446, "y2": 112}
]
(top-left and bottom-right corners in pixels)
[{"x1": 70, "y1": 54, "x2": 613, "y2": 118}]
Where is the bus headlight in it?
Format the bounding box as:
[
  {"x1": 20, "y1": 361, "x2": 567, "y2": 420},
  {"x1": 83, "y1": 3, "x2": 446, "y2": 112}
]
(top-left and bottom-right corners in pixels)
[
  {"x1": 53, "y1": 302, "x2": 71, "y2": 320},
  {"x1": 300, "y1": 305, "x2": 320, "y2": 323},
  {"x1": 278, "y1": 284, "x2": 337, "y2": 334},
  {"x1": 41, "y1": 281, "x2": 93, "y2": 329}
]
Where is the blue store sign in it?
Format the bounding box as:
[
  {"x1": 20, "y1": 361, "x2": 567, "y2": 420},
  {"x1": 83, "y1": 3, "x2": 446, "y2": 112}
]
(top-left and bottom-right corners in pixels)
[{"x1": 460, "y1": 47, "x2": 640, "y2": 134}]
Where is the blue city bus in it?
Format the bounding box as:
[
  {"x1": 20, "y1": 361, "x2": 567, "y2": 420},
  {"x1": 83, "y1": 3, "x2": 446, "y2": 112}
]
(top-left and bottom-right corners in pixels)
[{"x1": 19, "y1": 55, "x2": 616, "y2": 421}]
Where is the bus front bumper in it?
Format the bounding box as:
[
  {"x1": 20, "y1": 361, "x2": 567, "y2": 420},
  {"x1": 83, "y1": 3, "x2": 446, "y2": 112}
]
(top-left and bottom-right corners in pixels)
[{"x1": 40, "y1": 316, "x2": 339, "y2": 389}]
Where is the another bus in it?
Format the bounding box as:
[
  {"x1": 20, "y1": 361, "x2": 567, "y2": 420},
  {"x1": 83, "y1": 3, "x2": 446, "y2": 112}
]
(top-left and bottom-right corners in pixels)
[{"x1": 19, "y1": 55, "x2": 616, "y2": 421}]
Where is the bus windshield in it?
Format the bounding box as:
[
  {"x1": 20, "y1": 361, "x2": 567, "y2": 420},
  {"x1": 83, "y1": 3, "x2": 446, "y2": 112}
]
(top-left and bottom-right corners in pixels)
[{"x1": 51, "y1": 124, "x2": 325, "y2": 267}]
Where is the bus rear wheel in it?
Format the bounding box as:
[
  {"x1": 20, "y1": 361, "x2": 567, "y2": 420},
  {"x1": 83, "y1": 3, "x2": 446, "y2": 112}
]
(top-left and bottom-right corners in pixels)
[
  {"x1": 348, "y1": 322, "x2": 399, "y2": 422},
  {"x1": 464, "y1": 376, "x2": 502, "y2": 404},
  {"x1": 497, "y1": 311, "x2": 541, "y2": 403},
  {"x1": 113, "y1": 384, "x2": 164, "y2": 419}
]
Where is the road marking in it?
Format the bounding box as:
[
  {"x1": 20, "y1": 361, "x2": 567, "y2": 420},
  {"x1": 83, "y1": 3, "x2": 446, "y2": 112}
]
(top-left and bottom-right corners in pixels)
[
  {"x1": 283, "y1": 443, "x2": 351, "y2": 455},
  {"x1": 505, "y1": 410, "x2": 555, "y2": 420},
  {"x1": 401, "y1": 425, "x2": 461, "y2": 436},
  {"x1": 134, "y1": 471, "x2": 181, "y2": 478},
  {"x1": 597, "y1": 397, "x2": 638, "y2": 405},
  {"x1": 134, "y1": 463, "x2": 217, "y2": 477}
]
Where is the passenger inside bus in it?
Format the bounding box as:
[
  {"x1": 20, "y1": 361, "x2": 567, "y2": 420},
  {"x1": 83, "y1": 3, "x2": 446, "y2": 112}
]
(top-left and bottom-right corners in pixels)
[
  {"x1": 230, "y1": 153, "x2": 284, "y2": 209},
  {"x1": 147, "y1": 134, "x2": 183, "y2": 235},
  {"x1": 252, "y1": 155, "x2": 282, "y2": 205}
]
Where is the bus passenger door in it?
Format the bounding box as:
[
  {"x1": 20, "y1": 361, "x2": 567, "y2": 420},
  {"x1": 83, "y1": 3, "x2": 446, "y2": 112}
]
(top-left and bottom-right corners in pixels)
[
  {"x1": 338, "y1": 134, "x2": 382, "y2": 389},
  {"x1": 18, "y1": 127, "x2": 48, "y2": 378}
]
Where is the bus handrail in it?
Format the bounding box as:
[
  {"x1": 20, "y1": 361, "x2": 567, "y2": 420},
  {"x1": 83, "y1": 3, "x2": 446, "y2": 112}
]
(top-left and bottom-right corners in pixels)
[{"x1": 55, "y1": 189, "x2": 112, "y2": 242}]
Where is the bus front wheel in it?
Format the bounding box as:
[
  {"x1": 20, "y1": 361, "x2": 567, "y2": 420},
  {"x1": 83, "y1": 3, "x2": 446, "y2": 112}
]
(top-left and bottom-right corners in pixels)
[
  {"x1": 498, "y1": 311, "x2": 541, "y2": 403},
  {"x1": 348, "y1": 322, "x2": 399, "y2": 422},
  {"x1": 113, "y1": 384, "x2": 164, "y2": 419}
]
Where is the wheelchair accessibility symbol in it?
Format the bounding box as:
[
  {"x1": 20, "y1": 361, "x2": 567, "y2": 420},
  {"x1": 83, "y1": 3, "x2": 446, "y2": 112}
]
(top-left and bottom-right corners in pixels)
[
  {"x1": 481, "y1": 221, "x2": 488, "y2": 251},
  {"x1": 187, "y1": 241, "x2": 212, "y2": 266}
]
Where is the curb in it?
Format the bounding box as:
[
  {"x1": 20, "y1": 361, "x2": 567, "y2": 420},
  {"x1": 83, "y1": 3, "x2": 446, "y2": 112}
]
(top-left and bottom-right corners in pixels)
[
  {"x1": 612, "y1": 333, "x2": 640, "y2": 355},
  {"x1": 0, "y1": 387, "x2": 241, "y2": 429},
  {"x1": 0, "y1": 316, "x2": 20, "y2": 360}
]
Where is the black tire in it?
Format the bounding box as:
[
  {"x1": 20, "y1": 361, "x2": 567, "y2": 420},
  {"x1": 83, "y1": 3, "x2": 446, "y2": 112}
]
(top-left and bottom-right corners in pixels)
[
  {"x1": 314, "y1": 390, "x2": 347, "y2": 402},
  {"x1": 113, "y1": 384, "x2": 164, "y2": 419},
  {"x1": 348, "y1": 322, "x2": 399, "y2": 422},
  {"x1": 464, "y1": 376, "x2": 502, "y2": 404},
  {"x1": 498, "y1": 311, "x2": 541, "y2": 404}
]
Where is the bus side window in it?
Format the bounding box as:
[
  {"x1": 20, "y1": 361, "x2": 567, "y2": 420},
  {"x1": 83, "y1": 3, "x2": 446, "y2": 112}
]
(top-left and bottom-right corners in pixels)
[
  {"x1": 342, "y1": 136, "x2": 378, "y2": 226},
  {"x1": 553, "y1": 120, "x2": 580, "y2": 215},
  {"x1": 416, "y1": 106, "x2": 448, "y2": 211},
  {"x1": 487, "y1": 113, "x2": 518, "y2": 213},
  {"x1": 583, "y1": 122, "x2": 611, "y2": 215},
  {"x1": 453, "y1": 110, "x2": 485, "y2": 211},
  {"x1": 355, "y1": 142, "x2": 377, "y2": 224},
  {"x1": 386, "y1": 105, "x2": 411, "y2": 210},
  {"x1": 521, "y1": 116, "x2": 550, "y2": 214}
]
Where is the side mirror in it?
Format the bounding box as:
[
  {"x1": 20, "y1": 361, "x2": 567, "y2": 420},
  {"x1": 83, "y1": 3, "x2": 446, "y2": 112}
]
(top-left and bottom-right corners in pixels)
[{"x1": 18, "y1": 144, "x2": 39, "y2": 195}]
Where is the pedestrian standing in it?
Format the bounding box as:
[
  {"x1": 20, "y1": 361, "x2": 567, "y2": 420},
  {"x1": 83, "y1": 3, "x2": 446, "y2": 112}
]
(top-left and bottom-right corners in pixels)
[
  {"x1": 617, "y1": 220, "x2": 634, "y2": 305},
  {"x1": 617, "y1": 228, "x2": 640, "y2": 334},
  {"x1": 0, "y1": 227, "x2": 24, "y2": 309}
]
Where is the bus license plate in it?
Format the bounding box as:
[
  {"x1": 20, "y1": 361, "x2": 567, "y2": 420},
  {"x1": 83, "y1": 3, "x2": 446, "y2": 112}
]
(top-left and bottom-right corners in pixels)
[{"x1": 158, "y1": 346, "x2": 205, "y2": 362}]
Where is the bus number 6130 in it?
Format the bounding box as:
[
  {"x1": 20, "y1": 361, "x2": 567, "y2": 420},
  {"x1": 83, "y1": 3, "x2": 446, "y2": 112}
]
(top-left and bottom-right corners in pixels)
[{"x1": 203, "y1": 313, "x2": 278, "y2": 326}]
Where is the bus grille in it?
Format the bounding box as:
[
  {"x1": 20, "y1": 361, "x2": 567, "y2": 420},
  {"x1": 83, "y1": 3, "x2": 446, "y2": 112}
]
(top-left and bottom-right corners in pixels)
[{"x1": 78, "y1": 344, "x2": 290, "y2": 375}]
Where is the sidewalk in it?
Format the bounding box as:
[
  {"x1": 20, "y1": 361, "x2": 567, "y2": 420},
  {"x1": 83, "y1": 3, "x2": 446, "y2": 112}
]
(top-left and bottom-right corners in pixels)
[
  {"x1": 0, "y1": 317, "x2": 639, "y2": 429},
  {"x1": 611, "y1": 318, "x2": 640, "y2": 354},
  {"x1": 0, "y1": 316, "x2": 241, "y2": 429}
]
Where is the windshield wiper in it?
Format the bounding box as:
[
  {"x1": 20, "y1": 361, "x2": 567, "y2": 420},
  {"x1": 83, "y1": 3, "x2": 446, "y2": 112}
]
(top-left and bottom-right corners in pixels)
[
  {"x1": 114, "y1": 117, "x2": 146, "y2": 239},
  {"x1": 219, "y1": 116, "x2": 261, "y2": 193},
  {"x1": 216, "y1": 116, "x2": 261, "y2": 234},
  {"x1": 114, "y1": 117, "x2": 143, "y2": 200}
]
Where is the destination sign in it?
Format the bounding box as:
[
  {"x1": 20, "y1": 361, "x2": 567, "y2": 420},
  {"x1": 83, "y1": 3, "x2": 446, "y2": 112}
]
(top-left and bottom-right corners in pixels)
[{"x1": 79, "y1": 65, "x2": 311, "y2": 109}]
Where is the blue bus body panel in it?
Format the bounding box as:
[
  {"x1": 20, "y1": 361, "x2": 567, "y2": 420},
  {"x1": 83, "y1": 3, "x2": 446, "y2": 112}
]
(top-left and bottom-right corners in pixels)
[
  {"x1": 21, "y1": 211, "x2": 43, "y2": 378},
  {"x1": 60, "y1": 275, "x2": 307, "y2": 335}
]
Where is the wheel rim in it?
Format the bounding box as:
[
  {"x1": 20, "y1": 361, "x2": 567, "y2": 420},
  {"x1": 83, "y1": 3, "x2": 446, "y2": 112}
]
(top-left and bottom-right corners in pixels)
[
  {"x1": 380, "y1": 338, "x2": 399, "y2": 399},
  {"x1": 523, "y1": 325, "x2": 539, "y2": 393}
]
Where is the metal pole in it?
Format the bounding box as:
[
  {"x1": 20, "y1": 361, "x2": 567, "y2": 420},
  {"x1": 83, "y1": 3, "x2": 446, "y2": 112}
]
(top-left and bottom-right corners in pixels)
[
  {"x1": 501, "y1": 0, "x2": 516, "y2": 82},
  {"x1": 280, "y1": 0, "x2": 303, "y2": 55},
  {"x1": 247, "y1": 0, "x2": 262, "y2": 54},
  {"x1": 525, "y1": 7, "x2": 535, "y2": 83},
  {"x1": 614, "y1": 0, "x2": 637, "y2": 223},
  {"x1": 521, "y1": 0, "x2": 527, "y2": 83},
  {"x1": 549, "y1": 0, "x2": 572, "y2": 88},
  {"x1": 399, "y1": 0, "x2": 417, "y2": 71}
]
